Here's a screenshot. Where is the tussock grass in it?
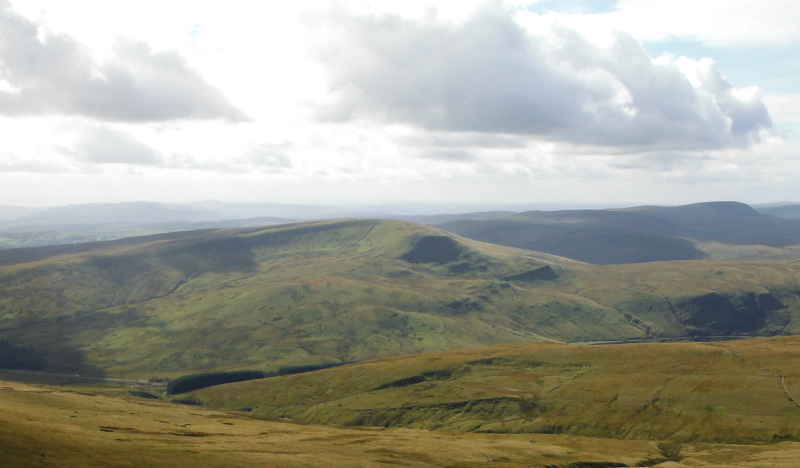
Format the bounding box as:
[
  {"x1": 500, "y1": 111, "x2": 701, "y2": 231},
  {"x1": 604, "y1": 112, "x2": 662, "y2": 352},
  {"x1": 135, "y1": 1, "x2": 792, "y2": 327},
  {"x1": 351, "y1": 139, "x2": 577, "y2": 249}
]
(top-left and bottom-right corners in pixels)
[{"x1": 4, "y1": 377, "x2": 800, "y2": 467}]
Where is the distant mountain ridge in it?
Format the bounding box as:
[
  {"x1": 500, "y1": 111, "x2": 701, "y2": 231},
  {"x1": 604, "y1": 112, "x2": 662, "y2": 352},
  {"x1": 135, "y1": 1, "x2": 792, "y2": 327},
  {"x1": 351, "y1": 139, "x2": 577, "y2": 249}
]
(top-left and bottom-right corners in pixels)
[
  {"x1": 3, "y1": 200, "x2": 800, "y2": 264},
  {"x1": 753, "y1": 203, "x2": 800, "y2": 220},
  {"x1": 437, "y1": 201, "x2": 800, "y2": 265}
]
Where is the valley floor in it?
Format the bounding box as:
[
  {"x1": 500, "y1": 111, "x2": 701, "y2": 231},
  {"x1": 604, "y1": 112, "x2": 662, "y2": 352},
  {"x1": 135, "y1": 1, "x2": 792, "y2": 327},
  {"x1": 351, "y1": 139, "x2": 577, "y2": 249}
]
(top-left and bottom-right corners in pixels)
[{"x1": 2, "y1": 378, "x2": 800, "y2": 468}]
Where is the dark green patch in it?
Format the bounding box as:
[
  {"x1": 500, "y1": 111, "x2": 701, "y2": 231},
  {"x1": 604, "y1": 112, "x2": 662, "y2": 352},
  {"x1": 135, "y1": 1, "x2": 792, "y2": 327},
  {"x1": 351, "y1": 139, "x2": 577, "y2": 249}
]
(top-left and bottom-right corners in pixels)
[
  {"x1": 676, "y1": 292, "x2": 769, "y2": 335},
  {"x1": 401, "y1": 236, "x2": 463, "y2": 265},
  {"x1": 546, "y1": 462, "x2": 629, "y2": 468},
  {"x1": 0, "y1": 339, "x2": 47, "y2": 371},
  {"x1": 444, "y1": 299, "x2": 482, "y2": 316},
  {"x1": 373, "y1": 370, "x2": 453, "y2": 390},
  {"x1": 504, "y1": 265, "x2": 558, "y2": 282},
  {"x1": 128, "y1": 390, "x2": 159, "y2": 400}
]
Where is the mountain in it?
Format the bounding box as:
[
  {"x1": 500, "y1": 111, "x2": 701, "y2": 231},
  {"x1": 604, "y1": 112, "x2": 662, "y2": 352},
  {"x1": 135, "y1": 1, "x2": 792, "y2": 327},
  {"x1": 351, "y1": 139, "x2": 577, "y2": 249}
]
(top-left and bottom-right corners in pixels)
[
  {"x1": 187, "y1": 200, "x2": 630, "y2": 219},
  {"x1": 0, "y1": 202, "x2": 300, "y2": 249},
  {"x1": 437, "y1": 202, "x2": 800, "y2": 265},
  {"x1": 0, "y1": 204, "x2": 46, "y2": 221},
  {"x1": 0, "y1": 201, "x2": 520, "y2": 249},
  {"x1": 619, "y1": 201, "x2": 800, "y2": 244},
  {"x1": 754, "y1": 203, "x2": 800, "y2": 220},
  {"x1": 1, "y1": 219, "x2": 799, "y2": 378}
]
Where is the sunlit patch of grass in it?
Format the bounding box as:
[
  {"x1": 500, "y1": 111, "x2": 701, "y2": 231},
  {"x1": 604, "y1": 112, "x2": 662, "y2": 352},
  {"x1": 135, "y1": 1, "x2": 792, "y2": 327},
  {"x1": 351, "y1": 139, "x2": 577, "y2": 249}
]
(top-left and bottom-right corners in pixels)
[{"x1": 194, "y1": 336, "x2": 800, "y2": 444}]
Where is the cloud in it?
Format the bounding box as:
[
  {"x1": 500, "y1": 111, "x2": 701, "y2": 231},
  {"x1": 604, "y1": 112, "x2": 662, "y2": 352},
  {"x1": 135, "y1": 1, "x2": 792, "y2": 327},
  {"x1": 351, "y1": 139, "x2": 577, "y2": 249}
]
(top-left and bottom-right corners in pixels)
[
  {"x1": 0, "y1": 1, "x2": 246, "y2": 122},
  {"x1": 611, "y1": 0, "x2": 800, "y2": 46},
  {"x1": 419, "y1": 149, "x2": 476, "y2": 161},
  {"x1": 0, "y1": 151, "x2": 73, "y2": 173},
  {"x1": 247, "y1": 143, "x2": 292, "y2": 168},
  {"x1": 609, "y1": 151, "x2": 715, "y2": 172},
  {"x1": 313, "y1": 7, "x2": 772, "y2": 150},
  {"x1": 62, "y1": 127, "x2": 162, "y2": 165},
  {"x1": 762, "y1": 94, "x2": 800, "y2": 123}
]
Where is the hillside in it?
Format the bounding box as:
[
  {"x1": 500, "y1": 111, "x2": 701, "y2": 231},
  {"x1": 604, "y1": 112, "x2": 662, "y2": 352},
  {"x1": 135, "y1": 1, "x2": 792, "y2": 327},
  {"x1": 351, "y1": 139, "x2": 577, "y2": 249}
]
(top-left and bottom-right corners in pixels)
[
  {"x1": 755, "y1": 203, "x2": 800, "y2": 220},
  {"x1": 194, "y1": 336, "x2": 800, "y2": 444},
  {"x1": 1, "y1": 219, "x2": 799, "y2": 378},
  {"x1": 437, "y1": 201, "x2": 800, "y2": 264},
  {"x1": 11, "y1": 376, "x2": 794, "y2": 468}
]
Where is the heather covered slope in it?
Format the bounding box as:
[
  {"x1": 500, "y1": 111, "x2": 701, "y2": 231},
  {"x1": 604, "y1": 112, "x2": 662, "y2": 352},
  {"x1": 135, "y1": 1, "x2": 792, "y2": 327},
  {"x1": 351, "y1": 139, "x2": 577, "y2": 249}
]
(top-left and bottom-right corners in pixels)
[
  {"x1": 437, "y1": 201, "x2": 800, "y2": 264},
  {"x1": 195, "y1": 336, "x2": 800, "y2": 444},
  {"x1": 0, "y1": 219, "x2": 799, "y2": 378}
]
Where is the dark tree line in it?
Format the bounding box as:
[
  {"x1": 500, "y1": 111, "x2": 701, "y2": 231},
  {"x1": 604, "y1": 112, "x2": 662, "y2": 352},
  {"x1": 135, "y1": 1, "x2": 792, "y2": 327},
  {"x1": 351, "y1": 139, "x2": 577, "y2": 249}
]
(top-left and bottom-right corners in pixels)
[
  {"x1": 0, "y1": 340, "x2": 47, "y2": 371},
  {"x1": 167, "y1": 362, "x2": 348, "y2": 395}
]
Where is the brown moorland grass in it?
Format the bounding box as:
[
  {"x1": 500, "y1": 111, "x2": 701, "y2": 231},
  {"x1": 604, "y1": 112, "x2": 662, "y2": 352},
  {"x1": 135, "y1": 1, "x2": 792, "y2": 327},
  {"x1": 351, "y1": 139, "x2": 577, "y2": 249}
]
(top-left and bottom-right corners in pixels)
[
  {"x1": 193, "y1": 336, "x2": 800, "y2": 444},
  {"x1": 5, "y1": 379, "x2": 800, "y2": 468}
]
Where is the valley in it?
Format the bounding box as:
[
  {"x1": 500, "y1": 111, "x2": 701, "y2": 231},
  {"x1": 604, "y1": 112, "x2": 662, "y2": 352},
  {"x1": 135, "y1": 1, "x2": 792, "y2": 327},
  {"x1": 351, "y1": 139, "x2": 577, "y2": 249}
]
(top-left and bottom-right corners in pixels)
[{"x1": 2, "y1": 213, "x2": 800, "y2": 467}]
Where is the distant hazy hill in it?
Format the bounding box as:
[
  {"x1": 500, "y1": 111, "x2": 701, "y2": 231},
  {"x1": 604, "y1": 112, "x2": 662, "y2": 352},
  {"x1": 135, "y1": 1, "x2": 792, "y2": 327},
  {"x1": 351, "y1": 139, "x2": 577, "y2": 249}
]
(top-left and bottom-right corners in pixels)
[
  {"x1": 19, "y1": 202, "x2": 238, "y2": 225},
  {"x1": 620, "y1": 202, "x2": 800, "y2": 244},
  {"x1": 1, "y1": 219, "x2": 798, "y2": 377},
  {"x1": 754, "y1": 203, "x2": 800, "y2": 220},
  {"x1": 0, "y1": 202, "x2": 300, "y2": 249},
  {"x1": 437, "y1": 202, "x2": 800, "y2": 265},
  {"x1": 0, "y1": 205, "x2": 45, "y2": 221}
]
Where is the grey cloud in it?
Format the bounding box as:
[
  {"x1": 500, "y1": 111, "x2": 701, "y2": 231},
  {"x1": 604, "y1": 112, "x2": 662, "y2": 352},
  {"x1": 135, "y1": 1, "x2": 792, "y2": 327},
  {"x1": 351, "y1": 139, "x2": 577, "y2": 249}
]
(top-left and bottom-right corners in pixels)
[
  {"x1": 63, "y1": 127, "x2": 162, "y2": 165},
  {"x1": 420, "y1": 149, "x2": 476, "y2": 161},
  {"x1": 401, "y1": 132, "x2": 529, "y2": 149},
  {"x1": 609, "y1": 152, "x2": 715, "y2": 172},
  {"x1": 315, "y1": 7, "x2": 772, "y2": 150},
  {"x1": 0, "y1": 2, "x2": 246, "y2": 122}
]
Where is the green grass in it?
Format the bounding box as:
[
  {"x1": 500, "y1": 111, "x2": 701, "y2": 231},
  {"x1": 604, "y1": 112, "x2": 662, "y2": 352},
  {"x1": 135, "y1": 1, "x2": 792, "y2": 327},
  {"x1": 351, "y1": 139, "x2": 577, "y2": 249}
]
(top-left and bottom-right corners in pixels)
[
  {"x1": 0, "y1": 219, "x2": 799, "y2": 378},
  {"x1": 193, "y1": 336, "x2": 800, "y2": 444}
]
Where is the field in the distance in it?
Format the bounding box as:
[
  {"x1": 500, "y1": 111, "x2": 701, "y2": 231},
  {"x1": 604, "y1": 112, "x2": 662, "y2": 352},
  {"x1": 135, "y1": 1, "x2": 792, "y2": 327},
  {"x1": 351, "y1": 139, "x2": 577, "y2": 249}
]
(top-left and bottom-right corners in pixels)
[{"x1": 3, "y1": 378, "x2": 800, "y2": 468}]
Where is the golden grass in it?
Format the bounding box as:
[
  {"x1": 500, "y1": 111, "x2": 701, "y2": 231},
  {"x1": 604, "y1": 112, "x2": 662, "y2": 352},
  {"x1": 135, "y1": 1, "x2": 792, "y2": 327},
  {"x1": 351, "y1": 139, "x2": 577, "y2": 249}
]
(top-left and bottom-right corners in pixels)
[{"x1": 6, "y1": 378, "x2": 800, "y2": 467}]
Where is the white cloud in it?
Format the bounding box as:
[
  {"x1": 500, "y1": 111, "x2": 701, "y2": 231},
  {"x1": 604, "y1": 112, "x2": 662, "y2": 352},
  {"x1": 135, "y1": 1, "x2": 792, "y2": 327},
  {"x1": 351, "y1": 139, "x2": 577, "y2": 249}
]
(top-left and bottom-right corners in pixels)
[
  {"x1": 612, "y1": 0, "x2": 800, "y2": 46},
  {"x1": 762, "y1": 94, "x2": 800, "y2": 123},
  {"x1": 0, "y1": 1, "x2": 246, "y2": 122},
  {"x1": 0, "y1": 1, "x2": 797, "y2": 205},
  {"x1": 61, "y1": 127, "x2": 162, "y2": 165},
  {"x1": 313, "y1": 6, "x2": 771, "y2": 150}
]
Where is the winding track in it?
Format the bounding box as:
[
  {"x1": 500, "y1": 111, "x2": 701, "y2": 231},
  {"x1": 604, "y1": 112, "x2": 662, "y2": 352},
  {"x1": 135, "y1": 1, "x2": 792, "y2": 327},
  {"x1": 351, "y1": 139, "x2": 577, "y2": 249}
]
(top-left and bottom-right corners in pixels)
[{"x1": 709, "y1": 343, "x2": 800, "y2": 410}]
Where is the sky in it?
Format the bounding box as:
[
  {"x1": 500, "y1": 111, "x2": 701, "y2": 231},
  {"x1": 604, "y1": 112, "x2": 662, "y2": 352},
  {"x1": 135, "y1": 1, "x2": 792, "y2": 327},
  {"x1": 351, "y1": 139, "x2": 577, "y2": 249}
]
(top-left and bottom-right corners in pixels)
[{"x1": 0, "y1": 0, "x2": 798, "y2": 206}]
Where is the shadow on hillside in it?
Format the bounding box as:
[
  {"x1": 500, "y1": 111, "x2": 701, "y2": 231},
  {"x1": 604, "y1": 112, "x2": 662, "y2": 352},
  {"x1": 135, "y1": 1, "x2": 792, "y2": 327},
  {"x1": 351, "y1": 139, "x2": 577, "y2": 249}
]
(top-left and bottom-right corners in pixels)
[{"x1": 0, "y1": 309, "x2": 152, "y2": 377}]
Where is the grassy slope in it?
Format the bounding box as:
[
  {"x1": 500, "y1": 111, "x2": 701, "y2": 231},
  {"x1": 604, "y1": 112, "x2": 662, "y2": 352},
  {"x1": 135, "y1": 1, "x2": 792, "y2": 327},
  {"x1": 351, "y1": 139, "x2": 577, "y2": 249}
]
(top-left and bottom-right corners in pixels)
[
  {"x1": 695, "y1": 241, "x2": 800, "y2": 264},
  {"x1": 194, "y1": 336, "x2": 800, "y2": 444},
  {"x1": 14, "y1": 378, "x2": 800, "y2": 467},
  {"x1": 0, "y1": 219, "x2": 799, "y2": 377}
]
